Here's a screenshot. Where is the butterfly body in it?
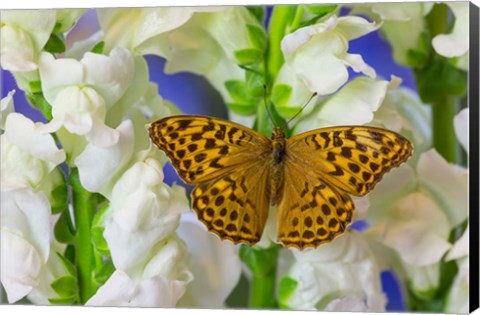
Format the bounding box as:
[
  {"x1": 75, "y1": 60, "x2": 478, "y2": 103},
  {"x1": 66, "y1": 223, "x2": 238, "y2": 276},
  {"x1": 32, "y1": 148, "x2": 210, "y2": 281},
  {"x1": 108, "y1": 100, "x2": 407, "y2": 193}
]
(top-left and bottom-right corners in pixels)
[
  {"x1": 149, "y1": 115, "x2": 413, "y2": 250},
  {"x1": 270, "y1": 127, "x2": 286, "y2": 205}
]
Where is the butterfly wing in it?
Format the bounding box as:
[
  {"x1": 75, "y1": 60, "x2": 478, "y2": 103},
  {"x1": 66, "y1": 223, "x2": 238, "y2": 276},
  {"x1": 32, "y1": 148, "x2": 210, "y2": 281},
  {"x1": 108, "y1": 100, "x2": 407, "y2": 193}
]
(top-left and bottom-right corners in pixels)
[
  {"x1": 192, "y1": 161, "x2": 271, "y2": 245},
  {"x1": 276, "y1": 126, "x2": 412, "y2": 249},
  {"x1": 149, "y1": 115, "x2": 272, "y2": 183},
  {"x1": 286, "y1": 126, "x2": 413, "y2": 196},
  {"x1": 149, "y1": 115, "x2": 273, "y2": 245},
  {"x1": 277, "y1": 159, "x2": 355, "y2": 249}
]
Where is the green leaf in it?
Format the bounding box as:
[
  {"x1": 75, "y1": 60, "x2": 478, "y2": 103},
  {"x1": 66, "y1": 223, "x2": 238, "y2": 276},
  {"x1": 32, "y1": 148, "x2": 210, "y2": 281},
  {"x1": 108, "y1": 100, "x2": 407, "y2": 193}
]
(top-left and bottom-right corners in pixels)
[
  {"x1": 415, "y1": 56, "x2": 467, "y2": 103},
  {"x1": 92, "y1": 226, "x2": 111, "y2": 257},
  {"x1": 56, "y1": 252, "x2": 77, "y2": 276},
  {"x1": 28, "y1": 80, "x2": 42, "y2": 94},
  {"x1": 246, "y1": 24, "x2": 266, "y2": 51},
  {"x1": 91, "y1": 41, "x2": 105, "y2": 54},
  {"x1": 51, "y1": 181, "x2": 69, "y2": 215},
  {"x1": 54, "y1": 212, "x2": 75, "y2": 244},
  {"x1": 94, "y1": 260, "x2": 115, "y2": 285},
  {"x1": 278, "y1": 277, "x2": 298, "y2": 308},
  {"x1": 225, "y1": 80, "x2": 249, "y2": 103},
  {"x1": 44, "y1": 33, "x2": 66, "y2": 54},
  {"x1": 406, "y1": 32, "x2": 432, "y2": 68},
  {"x1": 245, "y1": 70, "x2": 264, "y2": 98},
  {"x1": 51, "y1": 275, "x2": 78, "y2": 298},
  {"x1": 25, "y1": 92, "x2": 52, "y2": 120},
  {"x1": 48, "y1": 296, "x2": 77, "y2": 305},
  {"x1": 271, "y1": 84, "x2": 293, "y2": 108},
  {"x1": 247, "y1": 6, "x2": 265, "y2": 23},
  {"x1": 234, "y1": 48, "x2": 263, "y2": 66},
  {"x1": 52, "y1": 22, "x2": 63, "y2": 34},
  {"x1": 303, "y1": 4, "x2": 337, "y2": 16},
  {"x1": 227, "y1": 103, "x2": 257, "y2": 116}
]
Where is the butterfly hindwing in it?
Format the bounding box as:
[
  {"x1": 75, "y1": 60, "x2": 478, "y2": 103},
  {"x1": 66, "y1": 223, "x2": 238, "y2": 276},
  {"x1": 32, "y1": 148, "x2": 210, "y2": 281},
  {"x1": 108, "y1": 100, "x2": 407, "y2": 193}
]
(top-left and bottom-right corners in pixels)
[
  {"x1": 277, "y1": 160, "x2": 355, "y2": 249},
  {"x1": 149, "y1": 115, "x2": 272, "y2": 184},
  {"x1": 192, "y1": 162, "x2": 271, "y2": 245},
  {"x1": 286, "y1": 126, "x2": 413, "y2": 196}
]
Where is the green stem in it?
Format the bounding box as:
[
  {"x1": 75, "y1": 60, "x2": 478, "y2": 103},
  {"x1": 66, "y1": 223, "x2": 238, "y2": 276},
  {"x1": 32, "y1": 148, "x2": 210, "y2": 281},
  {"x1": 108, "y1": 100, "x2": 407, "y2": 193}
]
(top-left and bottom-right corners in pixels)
[
  {"x1": 240, "y1": 244, "x2": 280, "y2": 308},
  {"x1": 432, "y1": 97, "x2": 458, "y2": 163},
  {"x1": 70, "y1": 168, "x2": 97, "y2": 303},
  {"x1": 266, "y1": 6, "x2": 296, "y2": 86}
]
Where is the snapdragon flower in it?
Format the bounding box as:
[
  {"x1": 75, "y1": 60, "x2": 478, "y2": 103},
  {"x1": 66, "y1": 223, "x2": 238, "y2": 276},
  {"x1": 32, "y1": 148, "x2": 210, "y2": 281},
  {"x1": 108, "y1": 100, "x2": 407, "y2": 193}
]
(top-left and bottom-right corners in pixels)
[
  {"x1": 432, "y1": 2, "x2": 469, "y2": 70},
  {"x1": 97, "y1": 7, "x2": 262, "y2": 103},
  {"x1": 177, "y1": 212, "x2": 242, "y2": 308},
  {"x1": 280, "y1": 232, "x2": 385, "y2": 311},
  {"x1": 0, "y1": 10, "x2": 56, "y2": 72},
  {"x1": 87, "y1": 234, "x2": 192, "y2": 307},
  {"x1": 1, "y1": 95, "x2": 67, "y2": 303},
  {"x1": 278, "y1": 14, "x2": 378, "y2": 107},
  {"x1": 37, "y1": 48, "x2": 134, "y2": 148},
  {"x1": 366, "y1": 150, "x2": 468, "y2": 297},
  {"x1": 349, "y1": 3, "x2": 433, "y2": 66},
  {"x1": 102, "y1": 157, "x2": 190, "y2": 278}
]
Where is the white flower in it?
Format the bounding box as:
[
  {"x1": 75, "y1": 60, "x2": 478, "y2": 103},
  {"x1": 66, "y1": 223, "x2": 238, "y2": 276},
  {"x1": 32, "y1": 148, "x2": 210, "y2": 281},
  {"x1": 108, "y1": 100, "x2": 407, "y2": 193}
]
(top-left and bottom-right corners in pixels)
[
  {"x1": 372, "y1": 85, "x2": 432, "y2": 160},
  {"x1": 445, "y1": 256, "x2": 469, "y2": 313},
  {"x1": 176, "y1": 212, "x2": 242, "y2": 308},
  {"x1": 444, "y1": 226, "x2": 469, "y2": 313},
  {"x1": 26, "y1": 243, "x2": 70, "y2": 305},
  {"x1": 55, "y1": 9, "x2": 86, "y2": 33},
  {"x1": 75, "y1": 120, "x2": 135, "y2": 197},
  {"x1": 86, "y1": 269, "x2": 189, "y2": 307},
  {"x1": 294, "y1": 76, "x2": 393, "y2": 134},
  {"x1": 280, "y1": 15, "x2": 378, "y2": 96},
  {"x1": 366, "y1": 149, "x2": 468, "y2": 296},
  {"x1": 0, "y1": 188, "x2": 51, "y2": 303},
  {"x1": 432, "y1": 3, "x2": 469, "y2": 59},
  {"x1": 37, "y1": 48, "x2": 135, "y2": 147},
  {"x1": 454, "y1": 108, "x2": 469, "y2": 154},
  {"x1": 1, "y1": 113, "x2": 65, "y2": 190},
  {"x1": 88, "y1": 235, "x2": 192, "y2": 307},
  {"x1": 1, "y1": 90, "x2": 15, "y2": 129},
  {"x1": 103, "y1": 157, "x2": 189, "y2": 278},
  {"x1": 97, "y1": 7, "x2": 261, "y2": 103},
  {"x1": 350, "y1": 3, "x2": 432, "y2": 66},
  {"x1": 0, "y1": 10, "x2": 56, "y2": 72},
  {"x1": 280, "y1": 232, "x2": 385, "y2": 311}
]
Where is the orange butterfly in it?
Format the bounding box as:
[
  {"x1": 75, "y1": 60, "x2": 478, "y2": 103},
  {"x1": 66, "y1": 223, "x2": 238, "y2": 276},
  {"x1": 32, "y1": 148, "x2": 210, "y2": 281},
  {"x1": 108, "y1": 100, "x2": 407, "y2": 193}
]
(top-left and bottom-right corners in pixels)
[{"x1": 149, "y1": 115, "x2": 412, "y2": 249}]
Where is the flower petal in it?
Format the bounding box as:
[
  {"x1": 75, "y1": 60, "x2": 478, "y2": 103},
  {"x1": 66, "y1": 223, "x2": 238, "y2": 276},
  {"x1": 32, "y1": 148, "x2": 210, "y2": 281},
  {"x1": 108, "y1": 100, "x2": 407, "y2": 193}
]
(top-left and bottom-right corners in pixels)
[
  {"x1": 0, "y1": 230, "x2": 42, "y2": 303},
  {"x1": 86, "y1": 270, "x2": 188, "y2": 307},
  {"x1": 454, "y1": 108, "x2": 469, "y2": 154},
  {"x1": 381, "y1": 192, "x2": 451, "y2": 266},
  {"x1": 432, "y1": 3, "x2": 469, "y2": 58},
  {"x1": 176, "y1": 212, "x2": 242, "y2": 308},
  {"x1": 1, "y1": 90, "x2": 15, "y2": 129},
  {"x1": 75, "y1": 120, "x2": 135, "y2": 196},
  {"x1": 417, "y1": 149, "x2": 468, "y2": 227},
  {"x1": 295, "y1": 76, "x2": 391, "y2": 133}
]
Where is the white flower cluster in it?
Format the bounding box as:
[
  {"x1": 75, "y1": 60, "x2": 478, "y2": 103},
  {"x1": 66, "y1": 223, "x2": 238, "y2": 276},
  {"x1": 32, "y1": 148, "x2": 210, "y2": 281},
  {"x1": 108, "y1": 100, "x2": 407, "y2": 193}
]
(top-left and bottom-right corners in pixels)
[{"x1": 0, "y1": 3, "x2": 470, "y2": 312}]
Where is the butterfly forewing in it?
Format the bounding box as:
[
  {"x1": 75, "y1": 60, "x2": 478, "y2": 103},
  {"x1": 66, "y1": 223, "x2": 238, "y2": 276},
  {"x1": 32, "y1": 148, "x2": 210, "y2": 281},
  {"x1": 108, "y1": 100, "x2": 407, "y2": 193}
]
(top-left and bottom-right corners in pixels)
[
  {"x1": 149, "y1": 115, "x2": 272, "y2": 183},
  {"x1": 149, "y1": 115, "x2": 273, "y2": 245},
  {"x1": 192, "y1": 161, "x2": 271, "y2": 245},
  {"x1": 286, "y1": 126, "x2": 413, "y2": 196}
]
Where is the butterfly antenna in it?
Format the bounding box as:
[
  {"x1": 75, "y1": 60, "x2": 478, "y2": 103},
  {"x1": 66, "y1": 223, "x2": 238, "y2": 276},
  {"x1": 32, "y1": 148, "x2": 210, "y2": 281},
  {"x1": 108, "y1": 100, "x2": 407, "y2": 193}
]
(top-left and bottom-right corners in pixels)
[
  {"x1": 263, "y1": 84, "x2": 277, "y2": 128},
  {"x1": 287, "y1": 92, "x2": 318, "y2": 125}
]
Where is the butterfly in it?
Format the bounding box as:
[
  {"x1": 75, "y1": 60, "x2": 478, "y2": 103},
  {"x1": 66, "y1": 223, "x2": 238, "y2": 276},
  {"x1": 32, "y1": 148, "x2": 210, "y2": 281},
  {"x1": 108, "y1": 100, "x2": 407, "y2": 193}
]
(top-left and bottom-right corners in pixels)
[{"x1": 149, "y1": 115, "x2": 413, "y2": 250}]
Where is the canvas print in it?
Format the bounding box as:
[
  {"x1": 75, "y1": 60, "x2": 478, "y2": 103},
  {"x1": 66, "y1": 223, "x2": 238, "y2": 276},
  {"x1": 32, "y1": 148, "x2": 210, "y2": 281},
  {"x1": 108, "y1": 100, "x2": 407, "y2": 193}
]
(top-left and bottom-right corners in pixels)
[{"x1": 0, "y1": 2, "x2": 476, "y2": 313}]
